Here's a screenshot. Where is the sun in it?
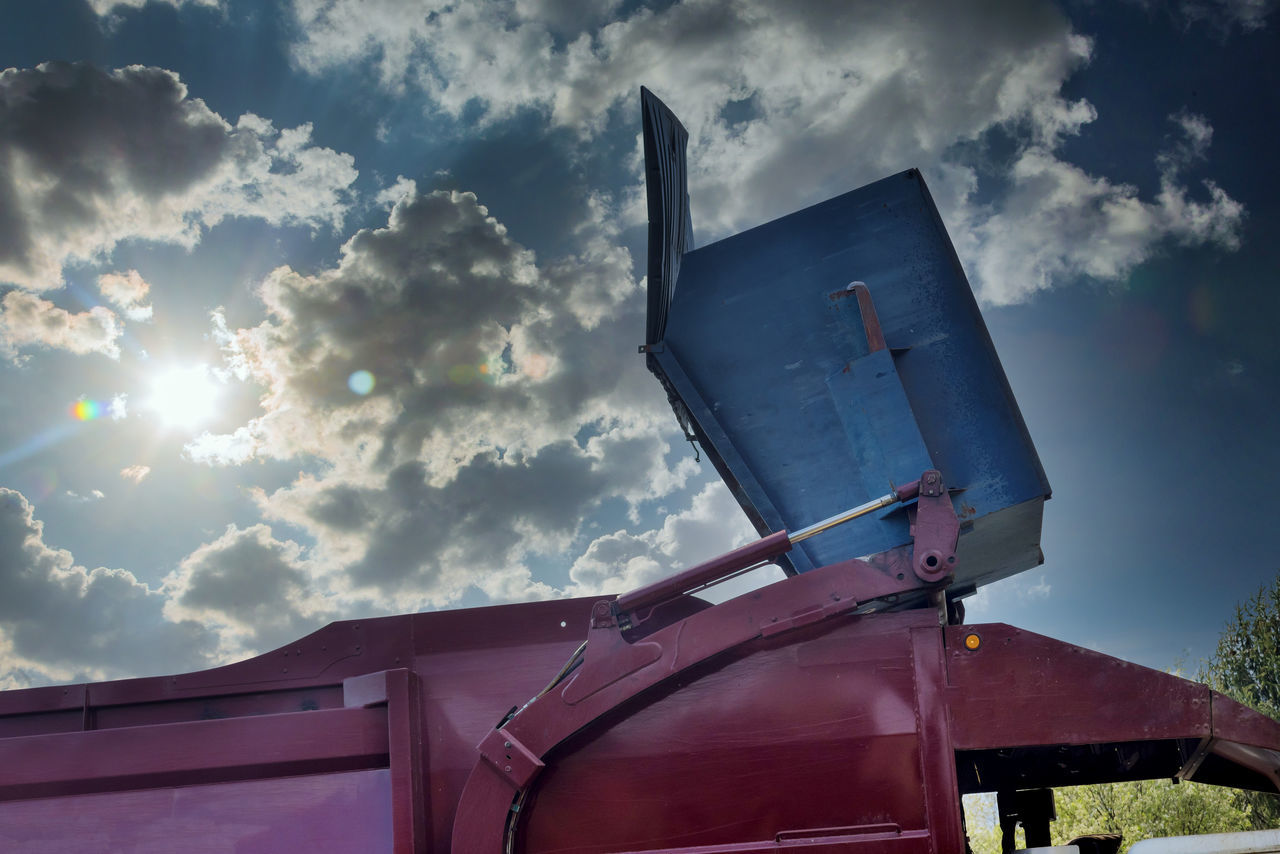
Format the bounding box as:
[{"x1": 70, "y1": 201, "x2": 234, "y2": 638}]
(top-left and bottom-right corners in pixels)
[{"x1": 145, "y1": 364, "x2": 222, "y2": 431}]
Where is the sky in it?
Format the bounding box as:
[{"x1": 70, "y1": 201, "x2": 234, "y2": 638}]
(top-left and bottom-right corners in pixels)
[{"x1": 0, "y1": 0, "x2": 1276, "y2": 690}]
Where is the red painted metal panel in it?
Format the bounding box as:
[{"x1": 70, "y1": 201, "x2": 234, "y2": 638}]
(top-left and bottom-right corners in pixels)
[
  {"x1": 0, "y1": 706, "x2": 389, "y2": 800},
  {"x1": 944, "y1": 623, "x2": 1212, "y2": 749},
  {"x1": 568, "y1": 832, "x2": 936, "y2": 854},
  {"x1": 0, "y1": 769, "x2": 392, "y2": 853},
  {"x1": 515, "y1": 612, "x2": 940, "y2": 854},
  {"x1": 4, "y1": 592, "x2": 1280, "y2": 852},
  {"x1": 389, "y1": 669, "x2": 430, "y2": 853},
  {"x1": 452, "y1": 559, "x2": 932, "y2": 853},
  {"x1": 909, "y1": 626, "x2": 964, "y2": 854},
  {"x1": 1212, "y1": 692, "x2": 1280, "y2": 751}
]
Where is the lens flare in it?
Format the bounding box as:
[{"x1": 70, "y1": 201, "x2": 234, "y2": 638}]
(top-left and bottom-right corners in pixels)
[
  {"x1": 348, "y1": 370, "x2": 376, "y2": 395},
  {"x1": 72, "y1": 398, "x2": 104, "y2": 421},
  {"x1": 448, "y1": 364, "x2": 478, "y2": 384},
  {"x1": 521, "y1": 353, "x2": 550, "y2": 380},
  {"x1": 448, "y1": 359, "x2": 502, "y2": 386}
]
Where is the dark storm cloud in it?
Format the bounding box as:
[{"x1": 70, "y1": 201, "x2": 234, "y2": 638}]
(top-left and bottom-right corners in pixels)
[
  {"x1": 0, "y1": 488, "x2": 214, "y2": 682},
  {"x1": 334, "y1": 444, "x2": 606, "y2": 596},
  {"x1": 162, "y1": 524, "x2": 331, "y2": 655},
  {"x1": 0, "y1": 61, "x2": 357, "y2": 291}
]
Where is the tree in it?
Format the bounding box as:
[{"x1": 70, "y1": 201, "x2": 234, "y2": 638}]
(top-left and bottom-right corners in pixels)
[
  {"x1": 963, "y1": 779, "x2": 1255, "y2": 854},
  {"x1": 1050, "y1": 778, "x2": 1253, "y2": 844},
  {"x1": 1201, "y1": 573, "x2": 1280, "y2": 829}
]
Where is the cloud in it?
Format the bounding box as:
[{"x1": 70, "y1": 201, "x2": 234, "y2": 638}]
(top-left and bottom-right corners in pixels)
[
  {"x1": 86, "y1": 0, "x2": 223, "y2": 16},
  {"x1": 289, "y1": 1, "x2": 1090, "y2": 233},
  {"x1": 0, "y1": 62, "x2": 357, "y2": 292},
  {"x1": 161, "y1": 524, "x2": 332, "y2": 658},
  {"x1": 288, "y1": 1, "x2": 1245, "y2": 304},
  {"x1": 97, "y1": 269, "x2": 153, "y2": 321},
  {"x1": 1021, "y1": 574, "x2": 1052, "y2": 601},
  {"x1": 567, "y1": 481, "x2": 760, "y2": 596},
  {"x1": 1127, "y1": 0, "x2": 1276, "y2": 34},
  {"x1": 0, "y1": 488, "x2": 213, "y2": 683},
  {"x1": 65, "y1": 489, "x2": 106, "y2": 502},
  {"x1": 954, "y1": 111, "x2": 1244, "y2": 304},
  {"x1": 0, "y1": 290, "x2": 122, "y2": 359},
  {"x1": 120, "y1": 464, "x2": 152, "y2": 483},
  {"x1": 189, "y1": 186, "x2": 693, "y2": 610}
]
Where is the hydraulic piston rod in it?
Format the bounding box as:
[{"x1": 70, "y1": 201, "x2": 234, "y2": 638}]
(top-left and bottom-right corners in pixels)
[{"x1": 613, "y1": 476, "x2": 935, "y2": 616}]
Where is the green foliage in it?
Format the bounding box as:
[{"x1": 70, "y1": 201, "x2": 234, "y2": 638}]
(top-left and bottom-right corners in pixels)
[
  {"x1": 1200, "y1": 573, "x2": 1280, "y2": 829},
  {"x1": 964, "y1": 781, "x2": 1255, "y2": 854},
  {"x1": 1202, "y1": 576, "x2": 1280, "y2": 720},
  {"x1": 1051, "y1": 779, "x2": 1253, "y2": 845}
]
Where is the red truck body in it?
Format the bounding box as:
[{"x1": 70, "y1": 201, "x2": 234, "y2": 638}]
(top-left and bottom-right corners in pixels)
[{"x1": 1, "y1": 577, "x2": 1277, "y2": 853}]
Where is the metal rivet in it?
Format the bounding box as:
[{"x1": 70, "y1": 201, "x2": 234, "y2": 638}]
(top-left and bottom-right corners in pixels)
[
  {"x1": 505, "y1": 765, "x2": 512, "y2": 772},
  {"x1": 504, "y1": 741, "x2": 511, "y2": 748}
]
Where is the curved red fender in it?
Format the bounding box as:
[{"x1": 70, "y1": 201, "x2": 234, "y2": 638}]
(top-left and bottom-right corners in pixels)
[{"x1": 450, "y1": 557, "x2": 933, "y2": 853}]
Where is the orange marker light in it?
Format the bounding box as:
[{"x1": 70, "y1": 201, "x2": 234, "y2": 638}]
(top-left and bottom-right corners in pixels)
[{"x1": 963, "y1": 633, "x2": 982, "y2": 651}]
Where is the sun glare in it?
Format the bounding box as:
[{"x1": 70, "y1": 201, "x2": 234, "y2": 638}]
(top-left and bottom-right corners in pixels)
[{"x1": 145, "y1": 364, "x2": 221, "y2": 431}]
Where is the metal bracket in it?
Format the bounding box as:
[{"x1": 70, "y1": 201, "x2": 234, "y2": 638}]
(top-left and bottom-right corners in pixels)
[
  {"x1": 911, "y1": 469, "x2": 959, "y2": 583},
  {"x1": 477, "y1": 729, "x2": 544, "y2": 790}
]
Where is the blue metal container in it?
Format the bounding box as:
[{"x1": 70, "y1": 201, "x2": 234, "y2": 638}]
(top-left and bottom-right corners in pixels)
[{"x1": 642, "y1": 88, "x2": 1050, "y2": 596}]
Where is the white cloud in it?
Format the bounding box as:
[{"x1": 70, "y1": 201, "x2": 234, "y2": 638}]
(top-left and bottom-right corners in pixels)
[
  {"x1": 288, "y1": 0, "x2": 1093, "y2": 237},
  {"x1": 1022, "y1": 574, "x2": 1052, "y2": 601},
  {"x1": 953, "y1": 111, "x2": 1244, "y2": 304},
  {"x1": 1129, "y1": 0, "x2": 1277, "y2": 34},
  {"x1": 86, "y1": 0, "x2": 222, "y2": 16},
  {"x1": 0, "y1": 62, "x2": 357, "y2": 292},
  {"x1": 120, "y1": 464, "x2": 152, "y2": 483},
  {"x1": 288, "y1": 1, "x2": 1245, "y2": 303},
  {"x1": 567, "y1": 481, "x2": 761, "y2": 596},
  {"x1": 0, "y1": 290, "x2": 122, "y2": 359},
  {"x1": 97, "y1": 269, "x2": 153, "y2": 321}
]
